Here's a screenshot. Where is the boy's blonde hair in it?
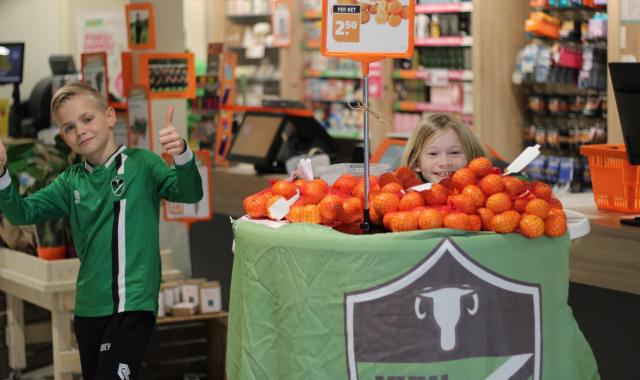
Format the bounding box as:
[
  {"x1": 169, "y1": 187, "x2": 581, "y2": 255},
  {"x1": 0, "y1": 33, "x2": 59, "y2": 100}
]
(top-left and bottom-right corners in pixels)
[
  {"x1": 401, "y1": 114, "x2": 487, "y2": 170},
  {"x1": 51, "y1": 82, "x2": 108, "y2": 125}
]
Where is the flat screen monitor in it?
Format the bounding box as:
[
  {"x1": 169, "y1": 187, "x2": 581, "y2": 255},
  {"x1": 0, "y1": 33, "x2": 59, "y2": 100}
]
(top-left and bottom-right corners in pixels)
[
  {"x1": 0, "y1": 42, "x2": 25, "y2": 84},
  {"x1": 228, "y1": 113, "x2": 284, "y2": 165},
  {"x1": 608, "y1": 62, "x2": 640, "y2": 165},
  {"x1": 49, "y1": 55, "x2": 77, "y2": 75},
  {"x1": 227, "y1": 110, "x2": 337, "y2": 173}
]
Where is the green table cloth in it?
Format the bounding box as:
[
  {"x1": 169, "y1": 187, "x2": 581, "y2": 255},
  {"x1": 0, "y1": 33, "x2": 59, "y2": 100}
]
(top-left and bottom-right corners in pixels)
[{"x1": 227, "y1": 220, "x2": 599, "y2": 380}]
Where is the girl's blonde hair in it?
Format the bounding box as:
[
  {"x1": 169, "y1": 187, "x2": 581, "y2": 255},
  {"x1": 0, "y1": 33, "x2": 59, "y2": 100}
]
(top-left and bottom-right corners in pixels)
[
  {"x1": 51, "y1": 82, "x2": 109, "y2": 125},
  {"x1": 401, "y1": 114, "x2": 487, "y2": 171}
]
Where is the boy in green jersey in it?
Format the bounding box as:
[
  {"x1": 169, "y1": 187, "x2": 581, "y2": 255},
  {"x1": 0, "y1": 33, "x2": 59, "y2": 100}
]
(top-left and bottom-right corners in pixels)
[{"x1": 0, "y1": 82, "x2": 203, "y2": 379}]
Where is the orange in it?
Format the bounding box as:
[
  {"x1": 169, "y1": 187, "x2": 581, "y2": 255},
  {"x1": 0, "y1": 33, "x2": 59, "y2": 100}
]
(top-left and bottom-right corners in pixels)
[
  {"x1": 301, "y1": 204, "x2": 322, "y2": 224},
  {"x1": 417, "y1": 208, "x2": 443, "y2": 230},
  {"x1": 394, "y1": 166, "x2": 416, "y2": 183},
  {"x1": 513, "y1": 197, "x2": 529, "y2": 213},
  {"x1": 490, "y1": 211, "x2": 519, "y2": 234},
  {"x1": 451, "y1": 168, "x2": 477, "y2": 190},
  {"x1": 301, "y1": 181, "x2": 328, "y2": 205},
  {"x1": 399, "y1": 192, "x2": 425, "y2": 211},
  {"x1": 383, "y1": 211, "x2": 397, "y2": 231},
  {"x1": 525, "y1": 198, "x2": 551, "y2": 219},
  {"x1": 244, "y1": 193, "x2": 269, "y2": 218},
  {"x1": 503, "y1": 176, "x2": 527, "y2": 197},
  {"x1": 519, "y1": 214, "x2": 545, "y2": 239},
  {"x1": 549, "y1": 208, "x2": 566, "y2": 219},
  {"x1": 443, "y1": 212, "x2": 471, "y2": 231},
  {"x1": 503, "y1": 210, "x2": 522, "y2": 226},
  {"x1": 400, "y1": 5, "x2": 409, "y2": 19},
  {"x1": 545, "y1": 215, "x2": 567, "y2": 237},
  {"x1": 287, "y1": 203, "x2": 304, "y2": 223},
  {"x1": 368, "y1": 4, "x2": 378, "y2": 14},
  {"x1": 469, "y1": 214, "x2": 482, "y2": 231},
  {"x1": 467, "y1": 157, "x2": 493, "y2": 178},
  {"x1": 549, "y1": 196, "x2": 564, "y2": 210},
  {"x1": 293, "y1": 179, "x2": 307, "y2": 191},
  {"x1": 342, "y1": 197, "x2": 364, "y2": 224},
  {"x1": 378, "y1": 172, "x2": 401, "y2": 187},
  {"x1": 477, "y1": 207, "x2": 495, "y2": 231},
  {"x1": 390, "y1": 211, "x2": 418, "y2": 232},
  {"x1": 271, "y1": 180, "x2": 297, "y2": 199},
  {"x1": 361, "y1": 9, "x2": 370, "y2": 24},
  {"x1": 479, "y1": 174, "x2": 505, "y2": 196},
  {"x1": 485, "y1": 192, "x2": 513, "y2": 214},
  {"x1": 423, "y1": 183, "x2": 449, "y2": 205},
  {"x1": 462, "y1": 185, "x2": 486, "y2": 208},
  {"x1": 318, "y1": 194, "x2": 344, "y2": 224},
  {"x1": 333, "y1": 174, "x2": 359, "y2": 194},
  {"x1": 532, "y1": 181, "x2": 553, "y2": 201},
  {"x1": 372, "y1": 192, "x2": 400, "y2": 216},
  {"x1": 448, "y1": 194, "x2": 477, "y2": 214},
  {"x1": 387, "y1": 14, "x2": 402, "y2": 27},
  {"x1": 387, "y1": 0, "x2": 402, "y2": 14},
  {"x1": 381, "y1": 182, "x2": 404, "y2": 197}
]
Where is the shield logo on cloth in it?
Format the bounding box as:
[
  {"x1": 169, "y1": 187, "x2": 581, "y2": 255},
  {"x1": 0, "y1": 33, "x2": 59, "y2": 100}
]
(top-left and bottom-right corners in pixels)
[
  {"x1": 111, "y1": 177, "x2": 125, "y2": 196},
  {"x1": 344, "y1": 238, "x2": 542, "y2": 380}
]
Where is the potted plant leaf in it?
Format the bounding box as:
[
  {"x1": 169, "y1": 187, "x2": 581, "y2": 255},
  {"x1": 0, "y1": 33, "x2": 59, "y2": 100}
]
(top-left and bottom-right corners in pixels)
[{"x1": 1, "y1": 136, "x2": 79, "y2": 260}]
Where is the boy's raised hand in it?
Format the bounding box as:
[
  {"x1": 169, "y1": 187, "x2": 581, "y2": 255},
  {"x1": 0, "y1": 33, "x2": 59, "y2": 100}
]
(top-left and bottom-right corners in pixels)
[{"x1": 158, "y1": 106, "x2": 186, "y2": 155}]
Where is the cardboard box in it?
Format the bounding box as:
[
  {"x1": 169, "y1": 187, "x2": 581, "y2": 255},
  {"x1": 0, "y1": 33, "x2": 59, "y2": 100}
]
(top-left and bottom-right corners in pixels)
[
  {"x1": 181, "y1": 278, "x2": 207, "y2": 305},
  {"x1": 161, "y1": 281, "x2": 181, "y2": 313},
  {"x1": 199, "y1": 281, "x2": 222, "y2": 314},
  {"x1": 171, "y1": 302, "x2": 197, "y2": 317}
]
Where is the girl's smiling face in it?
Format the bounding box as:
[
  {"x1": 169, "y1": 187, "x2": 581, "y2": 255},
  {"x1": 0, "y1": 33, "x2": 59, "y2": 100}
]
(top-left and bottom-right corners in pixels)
[{"x1": 412, "y1": 129, "x2": 468, "y2": 183}]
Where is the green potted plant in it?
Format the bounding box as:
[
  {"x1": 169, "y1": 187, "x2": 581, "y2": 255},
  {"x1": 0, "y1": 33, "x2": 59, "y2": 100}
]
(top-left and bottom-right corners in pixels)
[{"x1": 2, "y1": 136, "x2": 79, "y2": 260}]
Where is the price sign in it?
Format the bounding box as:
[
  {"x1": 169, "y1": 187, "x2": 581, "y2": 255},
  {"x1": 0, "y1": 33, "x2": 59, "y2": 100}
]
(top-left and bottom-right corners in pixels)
[
  {"x1": 332, "y1": 5, "x2": 361, "y2": 43},
  {"x1": 322, "y1": 0, "x2": 415, "y2": 60}
]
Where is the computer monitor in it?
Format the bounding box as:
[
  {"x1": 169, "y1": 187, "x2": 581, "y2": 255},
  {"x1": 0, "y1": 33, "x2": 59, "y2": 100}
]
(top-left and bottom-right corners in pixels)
[
  {"x1": 608, "y1": 62, "x2": 640, "y2": 165},
  {"x1": 227, "y1": 111, "x2": 337, "y2": 173},
  {"x1": 0, "y1": 42, "x2": 25, "y2": 84},
  {"x1": 49, "y1": 55, "x2": 77, "y2": 75}
]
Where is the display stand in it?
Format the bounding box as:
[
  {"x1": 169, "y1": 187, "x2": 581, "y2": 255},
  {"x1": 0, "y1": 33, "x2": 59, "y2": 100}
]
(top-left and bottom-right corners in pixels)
[{"x1": 227, "y1": 221, "x2": 599, "y2": 379}]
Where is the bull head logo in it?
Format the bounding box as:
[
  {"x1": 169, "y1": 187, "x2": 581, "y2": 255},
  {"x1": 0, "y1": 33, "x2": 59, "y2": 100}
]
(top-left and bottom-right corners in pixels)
[{"x1": 414, "y1": 285, "x2": 479, "y2": 351}]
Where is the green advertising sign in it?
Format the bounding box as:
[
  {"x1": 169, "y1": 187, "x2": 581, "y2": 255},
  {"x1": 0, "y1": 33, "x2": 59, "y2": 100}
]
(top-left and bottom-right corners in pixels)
[{"x1": 227, "y1": 221, "x2": 599, "y2": 380}]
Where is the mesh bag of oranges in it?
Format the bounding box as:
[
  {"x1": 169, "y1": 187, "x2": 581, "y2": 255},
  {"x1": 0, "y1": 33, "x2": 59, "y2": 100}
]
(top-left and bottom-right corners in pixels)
[{"x1": 242, "y1": 157, "x2": 568, "y2": 239}]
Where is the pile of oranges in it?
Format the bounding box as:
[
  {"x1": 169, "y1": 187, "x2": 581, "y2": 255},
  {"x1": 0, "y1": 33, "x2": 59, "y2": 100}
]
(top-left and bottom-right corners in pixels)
[{"x1": 242, "y1": 157, "x2": 568, "y2": 239}]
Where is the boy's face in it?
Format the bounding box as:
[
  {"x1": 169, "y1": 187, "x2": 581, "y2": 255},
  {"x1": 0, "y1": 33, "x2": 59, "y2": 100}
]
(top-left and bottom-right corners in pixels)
[
  {"x1": 57, "y1": 95, "x2": 116, "y2": 165},
  {"x1": 413, "y1": 129, "x2": 468, "y2": 183}
]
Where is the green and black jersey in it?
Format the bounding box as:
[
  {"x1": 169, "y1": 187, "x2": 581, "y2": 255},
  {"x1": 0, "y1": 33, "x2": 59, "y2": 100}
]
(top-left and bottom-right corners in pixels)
[{"x1": 0, "y1": 146, "x2": 203, "y2": 317}]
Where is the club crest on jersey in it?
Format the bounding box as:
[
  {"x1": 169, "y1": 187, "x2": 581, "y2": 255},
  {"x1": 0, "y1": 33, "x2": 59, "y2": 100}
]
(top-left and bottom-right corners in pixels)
[{"x1": 111, "y1": 177, "x2": 125, "y2": 196}]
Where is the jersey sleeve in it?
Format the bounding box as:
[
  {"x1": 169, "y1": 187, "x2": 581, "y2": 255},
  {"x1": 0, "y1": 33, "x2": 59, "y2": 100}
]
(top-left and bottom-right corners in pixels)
[
  {"x1": 0, "y1": 169, "x2": 71, "y2": 225},
  {"x1": 148, "y1": 148, "x2": 203, "y2": 204}
]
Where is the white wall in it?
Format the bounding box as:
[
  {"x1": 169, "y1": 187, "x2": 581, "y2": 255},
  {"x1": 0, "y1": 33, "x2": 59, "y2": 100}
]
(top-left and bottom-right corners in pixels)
[{"x1": 0, "y1": 0, "x2": 63, "y2": 101}]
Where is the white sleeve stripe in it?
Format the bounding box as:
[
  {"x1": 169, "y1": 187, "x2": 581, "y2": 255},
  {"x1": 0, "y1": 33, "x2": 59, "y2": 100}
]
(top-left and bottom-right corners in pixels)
[
  {"x1": 0, "y1": 169, "x2": 12, "y2": 190},
  {"x1": 173, "y1": 146, "x2": 194, "y2": 166}
]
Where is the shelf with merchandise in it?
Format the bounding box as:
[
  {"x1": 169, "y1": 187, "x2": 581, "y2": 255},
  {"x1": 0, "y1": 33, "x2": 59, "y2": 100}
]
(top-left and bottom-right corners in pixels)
[
  {"x1": 392, "y1": 6, "x2": 474, "y2": 135},
  {"x1": 225, "y1": 0, "x2": 281, "y2": 106},
  {"x1": 514, "y1": 0, "x2": 608, "y2": 192},
  {"x1": 415, "y1": 2, "x2": 473, "y2": 14}
]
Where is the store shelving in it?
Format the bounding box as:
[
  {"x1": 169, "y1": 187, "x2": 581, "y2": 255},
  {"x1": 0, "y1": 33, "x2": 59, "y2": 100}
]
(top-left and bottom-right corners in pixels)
[
  {"x1": 300, "y1": 0, "x2": 365, "y2": 139},
  {"x1": 513, "y1": 0, "x2": 608, "y2": 192},
  {"x1": 224, "y1": 0, "x2": 280, "y2": 106},
  {"x1": 391, "y1": 1, "x2": 474, "y2": 134}
]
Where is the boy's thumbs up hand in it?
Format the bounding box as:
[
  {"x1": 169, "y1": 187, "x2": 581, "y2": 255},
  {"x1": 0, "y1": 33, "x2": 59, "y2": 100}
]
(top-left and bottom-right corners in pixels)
[{"x1": 158, "y1": 106, "x2": 186, "y2": 155}]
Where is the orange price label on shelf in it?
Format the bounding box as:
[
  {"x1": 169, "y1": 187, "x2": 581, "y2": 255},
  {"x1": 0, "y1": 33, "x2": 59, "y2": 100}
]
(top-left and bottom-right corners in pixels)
[
  {"x1": 332, "y1": 5, "x2": 361, "y2": 43},
  {"x1": 321, "y1": 0, "x2": 415, "y2": 62}
]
